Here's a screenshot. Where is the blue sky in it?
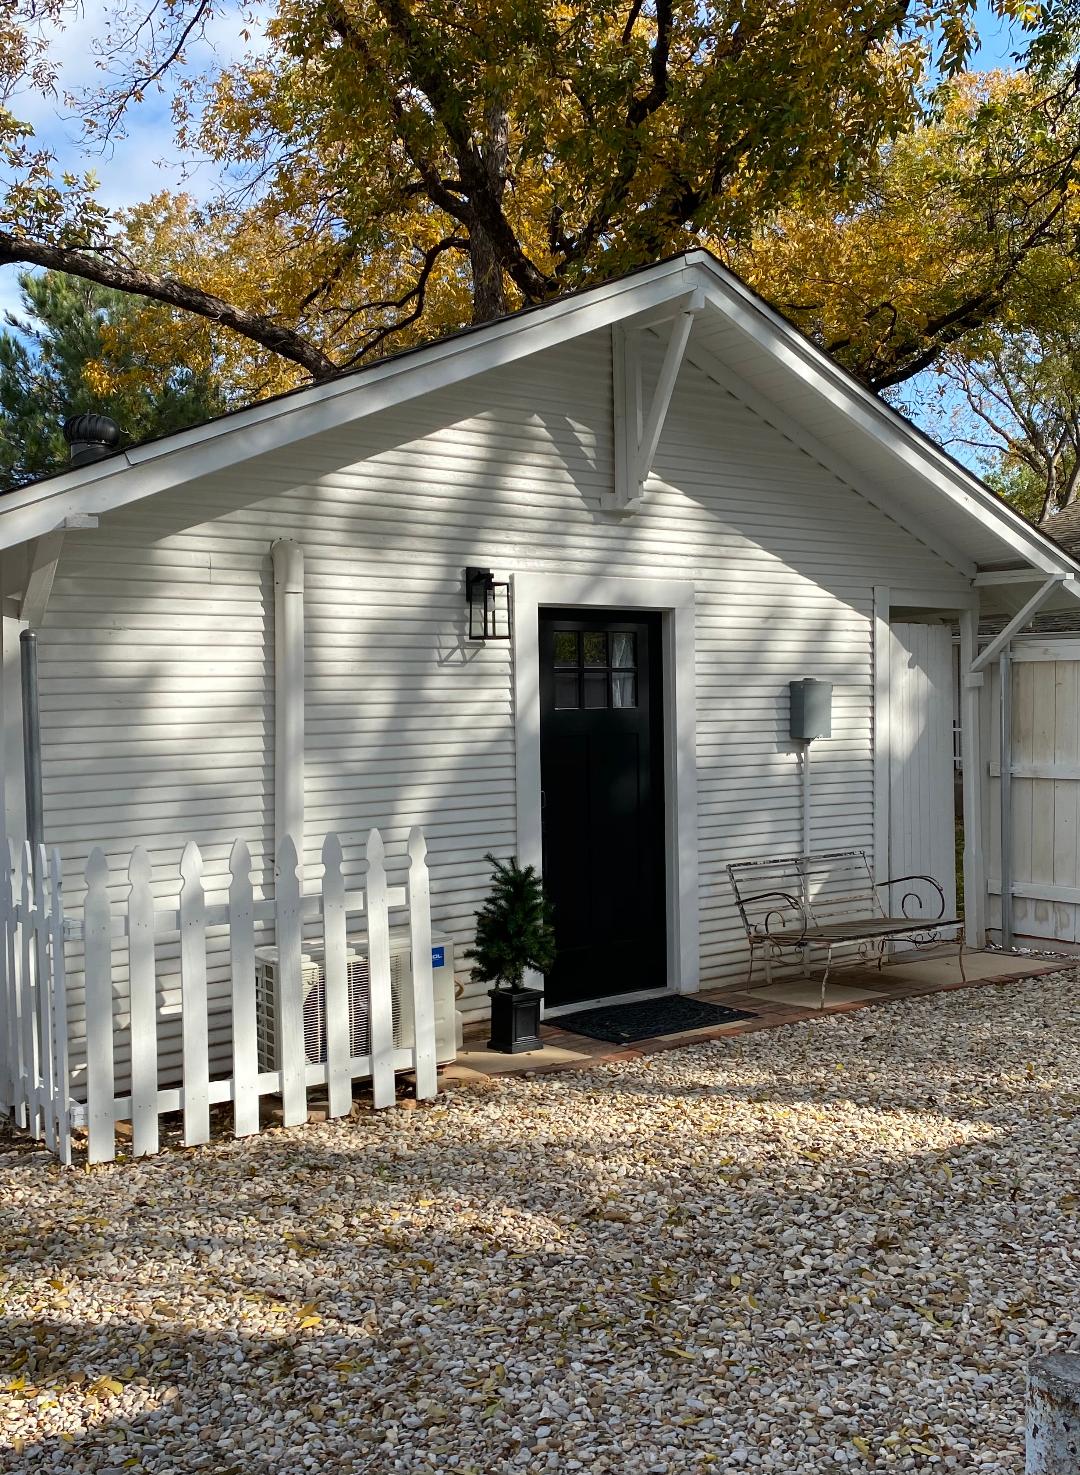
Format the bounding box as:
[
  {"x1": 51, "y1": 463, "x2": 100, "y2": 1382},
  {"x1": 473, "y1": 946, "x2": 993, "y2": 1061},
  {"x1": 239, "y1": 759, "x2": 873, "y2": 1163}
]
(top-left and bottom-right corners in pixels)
[
  {"x1": 0, "y1": 1, "x2": 1033, "y2": 458},
  {"x1": 0, "y1": 1, "x2": 261, "y2": 323}
]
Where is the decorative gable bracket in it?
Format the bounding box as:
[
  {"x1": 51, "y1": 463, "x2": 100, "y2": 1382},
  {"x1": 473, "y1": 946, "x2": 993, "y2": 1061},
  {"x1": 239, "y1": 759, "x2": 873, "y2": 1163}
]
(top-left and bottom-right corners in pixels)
[{"x1": 612, "y1": 287, "x2": 704, "y2": 511}]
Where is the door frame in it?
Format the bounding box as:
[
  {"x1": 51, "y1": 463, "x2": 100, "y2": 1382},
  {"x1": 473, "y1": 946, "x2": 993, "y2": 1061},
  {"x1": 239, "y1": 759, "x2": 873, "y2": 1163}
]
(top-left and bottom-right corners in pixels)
[
  {"x1": 872, "y1": 584, "x2": 983, "y2": 944},
  {"x1": 512, "y1": 574, "x2": 698, "y2": 1006}
]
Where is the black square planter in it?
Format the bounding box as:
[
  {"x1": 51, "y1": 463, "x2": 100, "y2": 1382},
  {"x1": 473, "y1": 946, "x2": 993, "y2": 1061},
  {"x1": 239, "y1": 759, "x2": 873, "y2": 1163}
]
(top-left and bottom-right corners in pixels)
[{"x1": 488, "y1": 986, "x2": 544, "y2": 1053}]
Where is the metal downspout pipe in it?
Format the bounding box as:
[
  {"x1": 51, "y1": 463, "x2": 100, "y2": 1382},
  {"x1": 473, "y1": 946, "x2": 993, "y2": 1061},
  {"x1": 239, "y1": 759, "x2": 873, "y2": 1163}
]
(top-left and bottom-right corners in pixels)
[
  {"x1": 19, "y1": 630, "x2": 43, "y2": 866},
  {"x1": 272, "y1": 540, "x2": 305, "y2": 884}
]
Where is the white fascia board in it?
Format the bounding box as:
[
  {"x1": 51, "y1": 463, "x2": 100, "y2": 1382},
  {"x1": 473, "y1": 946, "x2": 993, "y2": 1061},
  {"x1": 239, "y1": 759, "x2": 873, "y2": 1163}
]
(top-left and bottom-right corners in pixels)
[
  {"x1": 5, "y1": 242, "x2": 1078, "y2": 584},
  {"x1": 680, "y1": 336, "x2": 977, "y2": 578},
  {"x1": 686, "y1": 253, "x2": 1080, "y2": 581},
  {"x1": 0, "y1": 260, "x2": 703, "y2": 552}
]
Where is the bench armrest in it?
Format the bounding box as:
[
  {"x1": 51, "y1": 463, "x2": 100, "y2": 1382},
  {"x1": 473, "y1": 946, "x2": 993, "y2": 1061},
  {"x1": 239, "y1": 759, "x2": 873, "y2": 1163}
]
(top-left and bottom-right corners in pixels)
[
  {"x1": 738, "y1": 889, "x2": 809, "y2": 945},
  {"x1": 875, "y1": 873, "x2": 946, "y2": 923}
]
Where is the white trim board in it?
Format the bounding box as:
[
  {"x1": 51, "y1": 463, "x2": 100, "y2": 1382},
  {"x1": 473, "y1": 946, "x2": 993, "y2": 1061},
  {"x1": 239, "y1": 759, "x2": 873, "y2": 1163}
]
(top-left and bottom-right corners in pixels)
[
  {"x1": 0, "y1": 261, "x2": 706, "y2": 550},
  {"x1": 543, "y1": 986, "x2": 670, "y2": 1021},
  {"x1": 696, "y1": 268, "x2": 1080, "y2": 580},
  {"x1": 1008, "y1": 639, "x2": 1080, "y2": 662},
  {"x1": 2, "y1": 250, "x2": 1079, "y2": 589},
  {"x1": 680, "y1": 337, "x2": 979, "y2": 579},
  {"x1": 511, "y1": 573, "x2": 698, "y2": 1005},
  {"x1": 873, "y1": 585, "x2": 986, "y2": 944}
]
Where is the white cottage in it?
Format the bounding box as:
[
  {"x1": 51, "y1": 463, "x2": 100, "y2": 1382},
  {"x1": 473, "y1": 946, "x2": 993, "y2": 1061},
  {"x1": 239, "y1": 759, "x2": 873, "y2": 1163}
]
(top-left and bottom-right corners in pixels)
[{"x1": 1, "y1": 251, "x2": 1079, "y2": 1104}]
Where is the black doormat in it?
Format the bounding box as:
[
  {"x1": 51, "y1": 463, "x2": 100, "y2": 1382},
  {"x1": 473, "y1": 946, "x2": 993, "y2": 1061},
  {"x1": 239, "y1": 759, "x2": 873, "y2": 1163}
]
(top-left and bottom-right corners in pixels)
[{"x1": 558, "y1": 995, "x2": 754, "y2": 1045}]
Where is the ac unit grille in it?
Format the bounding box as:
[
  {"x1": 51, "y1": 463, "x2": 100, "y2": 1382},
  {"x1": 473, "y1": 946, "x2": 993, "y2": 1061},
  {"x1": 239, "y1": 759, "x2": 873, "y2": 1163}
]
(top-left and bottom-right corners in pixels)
[{"x1": 255, "y1": 951, "x2": 405, "y2": 1072}]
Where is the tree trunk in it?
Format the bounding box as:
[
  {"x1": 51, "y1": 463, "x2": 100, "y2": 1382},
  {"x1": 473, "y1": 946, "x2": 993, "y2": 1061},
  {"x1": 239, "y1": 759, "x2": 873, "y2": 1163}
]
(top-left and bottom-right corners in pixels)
[
  {"x1": 1027, "y1": 1353, "x2": 1080, "y2": 1474},
  {"x1": 468, "y1": 101, "x2": 511, "y2": 323},
  {"x1": 469, "y1": 226, "x2": 508, "y2": 322}
]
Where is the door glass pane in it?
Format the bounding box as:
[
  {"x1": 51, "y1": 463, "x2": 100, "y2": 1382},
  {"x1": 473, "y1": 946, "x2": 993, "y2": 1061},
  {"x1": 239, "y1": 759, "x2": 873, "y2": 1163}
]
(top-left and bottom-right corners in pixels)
[
  {"x1": 611, "y1": 632, "x2": 636, "y2": 669},
  {"x1": 583, "y1": 632, "x2": 607, "y2": 666},
  {"x1": 612, "y1": 673, "x2": 637, "y2": 709},
  {"x1": 584, "y1": 671, "x2": 608, "y2": 708},
  {"x1": 553, "y1": 631, "x2": 578, "y2": 667},
  {"x1": 555, "y1": 673, "x2": 580, "y2": 709}
]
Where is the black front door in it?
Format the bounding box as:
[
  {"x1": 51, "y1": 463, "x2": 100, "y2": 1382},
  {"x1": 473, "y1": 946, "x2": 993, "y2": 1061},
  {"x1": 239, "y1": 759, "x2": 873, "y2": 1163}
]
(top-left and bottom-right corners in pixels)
[{"x1": 539, "y1": 609, "x2": 666, "y2": 1008}]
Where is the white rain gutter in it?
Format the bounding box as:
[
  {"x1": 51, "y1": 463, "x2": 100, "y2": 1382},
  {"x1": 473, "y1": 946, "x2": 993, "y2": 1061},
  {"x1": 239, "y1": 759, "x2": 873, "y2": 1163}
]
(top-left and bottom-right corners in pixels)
[{"x1": 272, "y1": 539, "x2": 304, "y2": 882}]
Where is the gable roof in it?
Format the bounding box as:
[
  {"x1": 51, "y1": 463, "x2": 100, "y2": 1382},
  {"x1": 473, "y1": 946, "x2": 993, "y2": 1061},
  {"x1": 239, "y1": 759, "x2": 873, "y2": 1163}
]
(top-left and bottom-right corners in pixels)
[{"x1": 2, "y1": 249, "x2": 1079, "y2": 603}]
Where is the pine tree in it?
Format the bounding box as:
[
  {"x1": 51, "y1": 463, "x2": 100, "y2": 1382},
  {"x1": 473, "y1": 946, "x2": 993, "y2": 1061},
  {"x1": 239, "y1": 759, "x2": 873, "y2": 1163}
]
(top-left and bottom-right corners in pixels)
[
  {"x1": 466, "y1": 854, "x2": 556, "y2": 993},
  {"x1": 0, "y1": 270, "x2": 228, "y2": 490}
]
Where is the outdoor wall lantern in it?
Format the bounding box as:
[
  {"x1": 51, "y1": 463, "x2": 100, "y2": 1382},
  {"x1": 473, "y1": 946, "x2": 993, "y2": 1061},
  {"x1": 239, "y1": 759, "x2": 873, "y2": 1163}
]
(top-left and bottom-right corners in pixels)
[{"x1": 466, "y1": 566, "x2": 511, "y2": 642}]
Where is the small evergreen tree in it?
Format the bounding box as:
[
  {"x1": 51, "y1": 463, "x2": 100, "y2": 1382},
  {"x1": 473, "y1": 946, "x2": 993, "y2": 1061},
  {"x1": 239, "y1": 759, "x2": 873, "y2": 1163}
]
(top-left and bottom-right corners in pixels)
[{"x1": 466, "y1": 853, "x2": 556, "y2": 993}]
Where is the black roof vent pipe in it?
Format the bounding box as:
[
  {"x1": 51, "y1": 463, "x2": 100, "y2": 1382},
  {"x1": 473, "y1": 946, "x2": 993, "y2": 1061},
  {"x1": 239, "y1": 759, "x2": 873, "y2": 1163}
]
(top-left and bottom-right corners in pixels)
[{"x1": 62, "y1": 412, "x2": 122, "y2": 467}]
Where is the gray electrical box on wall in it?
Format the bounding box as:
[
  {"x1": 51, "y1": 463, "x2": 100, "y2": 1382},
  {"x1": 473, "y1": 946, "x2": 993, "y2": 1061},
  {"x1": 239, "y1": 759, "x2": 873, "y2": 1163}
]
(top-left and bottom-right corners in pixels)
[{"x1": 789, "y1": 678, "x2": 832, "y2": 741}]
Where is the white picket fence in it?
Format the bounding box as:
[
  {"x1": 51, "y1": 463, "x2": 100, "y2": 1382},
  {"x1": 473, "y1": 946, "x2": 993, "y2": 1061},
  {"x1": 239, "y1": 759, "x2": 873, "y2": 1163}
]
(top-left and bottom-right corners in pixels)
[{"x1": 0, "y1": 826, "x2": 439, "y2": 1166}]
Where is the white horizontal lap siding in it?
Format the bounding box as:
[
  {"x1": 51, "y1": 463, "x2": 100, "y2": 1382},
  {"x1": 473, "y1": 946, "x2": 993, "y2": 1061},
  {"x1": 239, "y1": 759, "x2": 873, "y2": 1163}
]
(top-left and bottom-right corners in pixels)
[
  {"x1": 36, "y1": 329, "x2": 968, "y2": 1042},
  {"x1": 38, "y1": 533, "x2": 274, "y2": 1092}
]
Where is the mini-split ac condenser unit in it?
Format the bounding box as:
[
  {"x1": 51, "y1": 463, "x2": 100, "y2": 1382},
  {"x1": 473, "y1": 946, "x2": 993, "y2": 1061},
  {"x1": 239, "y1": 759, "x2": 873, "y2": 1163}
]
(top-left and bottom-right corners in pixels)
[{"x1": 254, "y1": 929, "x2": 459, "y2": 1074}]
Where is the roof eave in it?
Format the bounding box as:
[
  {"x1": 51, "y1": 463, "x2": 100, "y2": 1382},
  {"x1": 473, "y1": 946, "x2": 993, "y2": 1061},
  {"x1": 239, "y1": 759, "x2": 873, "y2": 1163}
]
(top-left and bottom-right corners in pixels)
[
  {"x1": 1, "y1": 248, "x2": 1077, "y2": 586},
  {"x1": 694, "y1": 264, "x2": 1080, "y2": 583},
  {"x1": 0, "y1": 257, "x2": 704, "y2": 553}
]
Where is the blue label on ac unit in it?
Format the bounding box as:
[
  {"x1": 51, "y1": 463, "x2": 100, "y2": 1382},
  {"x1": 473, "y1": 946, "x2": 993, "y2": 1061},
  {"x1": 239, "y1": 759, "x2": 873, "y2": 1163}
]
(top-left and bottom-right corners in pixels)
[{"x1": 431, "y1": 946, "x2": 445, "y2": 969}]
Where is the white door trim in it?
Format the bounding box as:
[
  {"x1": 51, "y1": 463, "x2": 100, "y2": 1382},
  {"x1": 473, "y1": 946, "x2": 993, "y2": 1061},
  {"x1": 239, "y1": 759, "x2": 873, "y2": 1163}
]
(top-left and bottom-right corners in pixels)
[
  {"x1": 873, "y1": 583, "x2": 985, "y2": 945},
  {"x1": 511, "y1": 573, "x2": 699, "y2": 1000}
]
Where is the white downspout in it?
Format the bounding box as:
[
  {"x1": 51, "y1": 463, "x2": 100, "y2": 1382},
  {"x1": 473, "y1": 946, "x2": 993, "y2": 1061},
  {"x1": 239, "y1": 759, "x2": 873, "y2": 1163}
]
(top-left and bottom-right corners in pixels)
[{"x1": 272, "y1": 540, "x2": 304, "y2": 883}]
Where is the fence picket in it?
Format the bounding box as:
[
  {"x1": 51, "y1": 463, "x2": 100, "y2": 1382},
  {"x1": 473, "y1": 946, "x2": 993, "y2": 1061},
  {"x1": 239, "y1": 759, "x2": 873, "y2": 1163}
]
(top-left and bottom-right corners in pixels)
[
  {"x1": 179, "y1": 842, "x2": 210, "y2": 1147},
  {"x1": 229, "y1": 840, "x2": 259, "y2": 1138},
  {"x1": 20, "y1": 844, "x2": 41, "y2": 1138},
  {"x1": 7, "y1": 842, "x2": 26, "y2": 1128},
  {"x1": 321, "y1": 833, "x2": 350, "y2": 1119},
  {"x1": 8, "y1": 824, "x2": 443, "y2": 1165},
  {"x1": 48, "y1": 849, "x2": 71, "y2": 1166},
  {"x1": 275, "y1": 835, "x2": 306, "y2": 1127},
  {"x1": 33, "y1": 846, "x2": 55, "y2": 1154},
  {"x1": 128, "y1": 848, "x2": 158, "y2": 1157},
  {"x1": 407, "y1": 827, "x2": 438, "y2": 1101},
  {"x1": 366, "y1": 828, "x2": 395, "y2": 1110},
  {"x1": 0, "y1": 840, "x2": 13, "y2": 1116},
  {"x1": 84, "y1": 848, "x2": 115, "y2": 1163}
]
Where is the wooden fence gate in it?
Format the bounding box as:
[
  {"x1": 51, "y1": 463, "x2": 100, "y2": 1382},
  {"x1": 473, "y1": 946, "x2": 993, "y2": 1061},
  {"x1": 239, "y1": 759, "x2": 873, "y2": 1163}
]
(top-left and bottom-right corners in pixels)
[
  {"x1": 987, "y1": 639, "x2": 1080, "y2": 950},
  {"x1": 0, "y1": 826, "x2": 440, "y2": 1165}
]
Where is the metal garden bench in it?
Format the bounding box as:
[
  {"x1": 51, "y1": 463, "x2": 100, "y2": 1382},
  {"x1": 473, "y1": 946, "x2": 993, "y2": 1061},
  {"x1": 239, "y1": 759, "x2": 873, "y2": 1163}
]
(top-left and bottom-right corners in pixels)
[{"x1": 726, "y1": 849, "x2": 964, "y2": 1008}]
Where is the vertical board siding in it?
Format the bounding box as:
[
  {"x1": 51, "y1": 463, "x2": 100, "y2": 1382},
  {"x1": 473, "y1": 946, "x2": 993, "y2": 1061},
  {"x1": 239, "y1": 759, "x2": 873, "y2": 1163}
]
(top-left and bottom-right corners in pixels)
[
  {"x1": 887, "y1": 623, "x2": 956, "y2": 921},
  {"x1": 994, "y1": 653, "x2": 1080, "y2": 946},
  {"x1": 37, "y1": 331, "x2": 967, "y2": 1043}
]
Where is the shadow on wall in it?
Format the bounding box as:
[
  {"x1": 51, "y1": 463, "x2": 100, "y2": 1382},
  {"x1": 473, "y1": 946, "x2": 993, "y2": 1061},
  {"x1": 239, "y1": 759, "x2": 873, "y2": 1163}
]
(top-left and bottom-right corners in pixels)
[{"x1": 33, "y1": 325, "x2": 957, "y2": 1042}]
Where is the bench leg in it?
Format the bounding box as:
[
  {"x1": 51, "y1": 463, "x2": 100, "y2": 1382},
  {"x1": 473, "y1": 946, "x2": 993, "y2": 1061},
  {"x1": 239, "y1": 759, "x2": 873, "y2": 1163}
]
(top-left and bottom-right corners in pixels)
[
  {"x1": 820, "y1": 945, "x2": 834, "y2": 1010},
  {"x1": 745, "y1": 946, "x2": 756, "y2": 988},
  {"x1": 957, "y1": 932, "x2": 967, "y2": 983}
]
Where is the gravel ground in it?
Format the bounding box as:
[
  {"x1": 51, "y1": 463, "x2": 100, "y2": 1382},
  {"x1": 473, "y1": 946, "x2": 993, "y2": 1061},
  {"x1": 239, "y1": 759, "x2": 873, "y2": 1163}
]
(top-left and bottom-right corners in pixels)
[{"x1": 1, "y1": 974, "x2": 1078, "y2": 1475}]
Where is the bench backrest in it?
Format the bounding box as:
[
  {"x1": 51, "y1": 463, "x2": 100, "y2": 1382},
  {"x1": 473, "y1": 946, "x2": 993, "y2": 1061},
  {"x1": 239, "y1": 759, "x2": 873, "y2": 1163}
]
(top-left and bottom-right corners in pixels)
[{"x1": 727, "y1": 850, "x2": 881, "y2": 940}]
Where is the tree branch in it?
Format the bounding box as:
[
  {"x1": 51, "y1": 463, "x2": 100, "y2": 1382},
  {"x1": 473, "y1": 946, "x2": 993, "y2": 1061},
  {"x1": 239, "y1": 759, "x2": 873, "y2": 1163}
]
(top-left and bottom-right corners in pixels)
[
  {"x1": 0, "y1": 233, "x2": 338, "y2": 380},
  {"x1": 367, "y1": 0, "x2": 551, "y2": 305},
  {"x1": 92, "y1": 0, "x2": 215, "y2": 141},
  {"x1": 337, "y1": 235, "x2": 468, "y2": 365},
  {"x1": 558, "y1": 0, "x2": 676, "y2": 271}
]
